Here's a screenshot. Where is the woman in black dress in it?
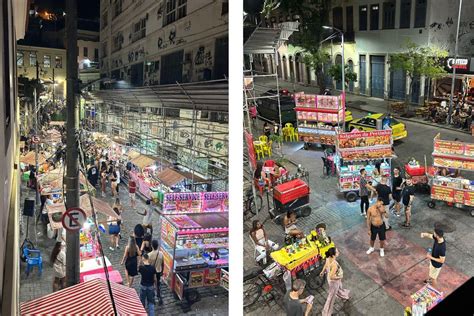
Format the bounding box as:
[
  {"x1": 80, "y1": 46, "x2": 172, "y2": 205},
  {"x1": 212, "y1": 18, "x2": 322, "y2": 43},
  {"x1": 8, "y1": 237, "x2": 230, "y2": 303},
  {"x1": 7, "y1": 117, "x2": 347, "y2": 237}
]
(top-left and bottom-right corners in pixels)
[
  {"x1": 120, "y1": 235, "x2": 141, "y2": 287},
  {"x1": 140, "y1": 233, "x2": 153, "y2": 255},
  {"x1": 134, "y1": 224, "x2": 145, "y2": 249}
]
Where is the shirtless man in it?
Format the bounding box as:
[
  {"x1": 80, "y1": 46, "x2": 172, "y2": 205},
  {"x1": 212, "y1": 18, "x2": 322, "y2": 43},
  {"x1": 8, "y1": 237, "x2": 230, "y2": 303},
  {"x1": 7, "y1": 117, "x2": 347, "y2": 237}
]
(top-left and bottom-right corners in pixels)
[{"x1": 366, "y1": 197, "x2": 388, "y2": 257}]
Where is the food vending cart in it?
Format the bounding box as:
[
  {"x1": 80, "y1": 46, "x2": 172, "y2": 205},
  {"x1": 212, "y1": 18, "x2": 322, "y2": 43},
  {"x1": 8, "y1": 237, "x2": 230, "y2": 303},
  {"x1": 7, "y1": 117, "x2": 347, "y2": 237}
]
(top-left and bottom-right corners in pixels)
[
  {"x1": 294, "y1": 92, "x2": 346, "y2": 149},
  {"x1": 161, "y1": 213, "x2": 229, "y2": 302},
  {"x1": 335, "y1": 129, "x2": 394, "y2": 202},
  {"x1": 428, "y1": 134, "x2": 474, "y2": 216},
  {"x1": 160, "y1": 192, "x2": 229, "y2": 303}
]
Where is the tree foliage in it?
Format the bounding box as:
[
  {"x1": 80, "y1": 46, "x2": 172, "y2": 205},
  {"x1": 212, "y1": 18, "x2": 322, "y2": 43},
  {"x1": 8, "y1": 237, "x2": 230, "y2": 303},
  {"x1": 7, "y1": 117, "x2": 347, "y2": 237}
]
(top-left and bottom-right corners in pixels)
[
  {"x1": 328, "y1": 64, "x2": 357, "y2": 86},
  {"x1": 390, "y1": 41, "x2": 448, "y2": 102},
  {"x1": 18, "y1": 76, "x2": 45, "y2": 100}
]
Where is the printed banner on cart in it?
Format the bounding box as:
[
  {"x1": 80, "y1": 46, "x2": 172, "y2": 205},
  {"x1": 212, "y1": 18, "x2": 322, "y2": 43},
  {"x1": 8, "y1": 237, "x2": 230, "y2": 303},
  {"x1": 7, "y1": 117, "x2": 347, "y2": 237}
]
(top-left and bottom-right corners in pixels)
[
  {"x1": 162, "y1": 191, "x2": 229, "y2": 214},
  {"x1": 338, "y1": 130, "x2": 392, "y2": 149}
]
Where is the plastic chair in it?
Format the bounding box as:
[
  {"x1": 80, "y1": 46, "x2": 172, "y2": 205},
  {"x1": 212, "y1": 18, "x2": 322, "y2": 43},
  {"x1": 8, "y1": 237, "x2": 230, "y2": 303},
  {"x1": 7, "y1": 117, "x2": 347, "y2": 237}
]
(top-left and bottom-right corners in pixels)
[
  {"x1": 285, "y1": 123, "x2": 293, "y2": 128},
  {"x1": 283, "y1": 127, "x2": 292, "y2": 142},
  {"x1": 263, "y1": 140, "x2": 272, "y2": 157},
  {"x1": 292, "y1": 128, "x2": 299, "y2": 141},
  {"x1": 259, "y1": 135, "x2": 268, "y2": 144},
  {"x1": 253, "y1": 142, "x2": 265, "y2": 160},
  {"x1": 23, "y1": 247, "x2": 43, "y2": 276}
]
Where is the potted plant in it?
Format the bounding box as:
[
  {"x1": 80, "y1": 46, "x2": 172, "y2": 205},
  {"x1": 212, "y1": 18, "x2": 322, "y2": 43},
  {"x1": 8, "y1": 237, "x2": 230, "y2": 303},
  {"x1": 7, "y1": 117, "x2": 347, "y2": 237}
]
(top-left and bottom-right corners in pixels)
[{"x1": 270, "y1": 133, "x2": 283, "y2": 150}]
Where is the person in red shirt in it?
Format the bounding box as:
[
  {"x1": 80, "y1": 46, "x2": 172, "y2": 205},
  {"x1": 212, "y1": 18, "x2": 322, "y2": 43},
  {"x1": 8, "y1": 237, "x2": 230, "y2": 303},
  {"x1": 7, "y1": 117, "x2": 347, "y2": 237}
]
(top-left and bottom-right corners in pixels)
[{"x1": 129, "y1": 180, "x2": 137, "y2": 209}]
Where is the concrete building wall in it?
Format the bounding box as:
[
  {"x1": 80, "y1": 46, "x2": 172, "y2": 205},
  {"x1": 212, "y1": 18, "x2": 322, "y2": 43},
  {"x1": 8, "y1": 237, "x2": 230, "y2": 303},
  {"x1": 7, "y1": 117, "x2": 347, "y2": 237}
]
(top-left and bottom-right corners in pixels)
[
  {"x1": 16, "y1": 45, "x2": 67, "y2": 99},
  {"x1": 100, "y1": 0, "x2": 228, "y2": 85}
]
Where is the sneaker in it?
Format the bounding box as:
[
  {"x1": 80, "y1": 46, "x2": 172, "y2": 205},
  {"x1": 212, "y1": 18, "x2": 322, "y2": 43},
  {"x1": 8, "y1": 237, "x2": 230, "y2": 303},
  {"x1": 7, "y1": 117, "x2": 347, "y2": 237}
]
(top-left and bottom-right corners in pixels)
[
  {"x1": 116, "y1": 245, "x2": 120, "y2": 249},
  {"x1": 380, "y1": 249, "x2": 385, "y2": 257},
  {"x1": 366, "y1": 247, "x2": 375, "y2": 255},
  {"x1": 363, "y1": 212, "x2": 367, "y2": 218},
  {"x1": 401, "y1": 223, "x2": 411, "y2": 228},
  {"x1": 360, "y1": 212, "x2": 365, "y2": 216},
  {"x1": 109, "y1": 247, "x2": 115, "y2": 251},
  {"x1": 386, "y1": 226, "x2": 392, "y2": 231},
  {"x1": 395, "y1": 212, "x2": 401, "y2": 217},
  {"x1": 424, "y1": 279, "x2": 432, "y2": 284}
]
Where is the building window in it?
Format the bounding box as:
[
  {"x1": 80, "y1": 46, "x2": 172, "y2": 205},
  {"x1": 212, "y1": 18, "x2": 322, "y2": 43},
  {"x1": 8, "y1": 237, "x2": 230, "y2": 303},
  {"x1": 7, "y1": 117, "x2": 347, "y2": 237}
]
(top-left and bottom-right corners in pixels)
[
  {"x1": 359, "y1": 5, "x2": 367, "y2": 31},
  {"x1": 101, "y1": 11, "x2": 108, "y2": 29},
  {"x1": 112, "y1": 33, "x2": 123, "y2": 53},
  {"x1": 101, "y1": 41, "x2": 108, "y2": 58},
  {"x1": 332, "y1": 7, "x2": 343, "y2": 30},
  {"x1": 55, "y1": 56, "x2": 62, "y2": 68},
  {"x1": 414, "y1": 0, "x2": 426, "y2": 28},
  {"x1": 370, "y1": 4, "x2": 379, "y2": 30},
  {"x1": 94, "y1": 48, "x2": 99, "y2": 61},
  {"x1": 113, "y1": 0, "x2": 122, "y2": 19},
  {"x1": 17, "y1": 52, "x2": 24, "y2": 66},
  {"x1": 346, "y1": 6, "x2": 353, "y2": 32},
  {"x1": 400, "y1": 0, "x2": 411, "y2": 28},
  {"x1": 84, "y1": 47, "x2": 88, "y2": 57},
  {"x1": 221, "y1": 0, "x2": 228, "y2": 15},
  {"x1": 44, "y1": 55, "x2": 51, "y2": 68},
  {"x1": 164, "y1": 0, "x2": 187, "y2": 26},
  {"x1": 383, "y1": 1, "x2": 395, "y2": 29},
  {"x1": 29, "y1": 52, "x2": 37, "y2": 66},
  {"x1": 132, "y1": 18, "x2": 146, "y2": 42}
]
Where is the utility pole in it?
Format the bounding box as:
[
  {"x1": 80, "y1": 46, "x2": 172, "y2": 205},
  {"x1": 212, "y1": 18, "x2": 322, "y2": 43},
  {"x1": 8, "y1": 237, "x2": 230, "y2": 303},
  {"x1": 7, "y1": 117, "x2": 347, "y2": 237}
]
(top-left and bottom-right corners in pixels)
[
  {"x1": 65, "y1": 0, "x2": 80, "y2": 286},
  {"x1": 34, "y1": 61, "x2": 40, "y2": 207},
  {"x1": 52, "y1": 68, "x2": 55, "y2": 107}
]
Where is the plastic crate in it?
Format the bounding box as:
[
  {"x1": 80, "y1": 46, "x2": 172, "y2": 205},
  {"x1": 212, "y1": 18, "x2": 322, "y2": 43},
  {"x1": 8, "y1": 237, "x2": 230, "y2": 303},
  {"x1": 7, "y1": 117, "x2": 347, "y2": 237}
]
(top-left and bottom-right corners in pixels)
[{"x1": 405, "y1": 164, "x2": 426, "y2": 177}]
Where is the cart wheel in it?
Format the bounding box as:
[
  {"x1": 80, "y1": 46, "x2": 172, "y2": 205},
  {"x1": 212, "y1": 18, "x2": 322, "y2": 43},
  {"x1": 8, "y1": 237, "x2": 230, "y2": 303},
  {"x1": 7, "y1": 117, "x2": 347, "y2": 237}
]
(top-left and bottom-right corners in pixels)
[
  {"x1": 470, "y1": 209, "x2": 474, "y2": 217},
  {"x1": 301, "y1": 206, "x2": 311, "y2": 217},
  {"x1": 303, "y1": 142, "x2": 309, "y2": 150},
  {"x1": 427, "y1": 201, "x2": 436, "y2": 209},
  {"x1": 185, "y1": 289, "x2": 201, "y2": 303},
  {"x1": 243, "y1": 281, "x2": 262, "y2": 307},
  {"x1": 307, "y1": 264, "x2": 324, "y2": 290},
  {"x1": 345, "y1": 191, "x2": 358, "y2": 202}
]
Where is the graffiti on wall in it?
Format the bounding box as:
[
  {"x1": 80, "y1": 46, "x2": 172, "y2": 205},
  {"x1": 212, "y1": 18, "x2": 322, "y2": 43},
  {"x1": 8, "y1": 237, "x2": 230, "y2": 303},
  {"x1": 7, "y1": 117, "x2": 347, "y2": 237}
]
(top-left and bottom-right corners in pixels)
[
  {"x1": 194, "y1": 46, "x2": 213, "y2": 67},
  {"x1": 157, "y1": 25, "x2": 188, "y2": 50}
]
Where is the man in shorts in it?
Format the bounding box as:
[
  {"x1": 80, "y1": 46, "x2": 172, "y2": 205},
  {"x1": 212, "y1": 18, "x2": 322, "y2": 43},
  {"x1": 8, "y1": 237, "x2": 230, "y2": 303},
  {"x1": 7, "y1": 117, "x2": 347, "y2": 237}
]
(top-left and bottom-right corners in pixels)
[
  {"x1": 376, "y1": 176, "x2": 392, "y2": 230},
  {"x1": 421, "y1": 228, "x2": 446, "y2": 288},
  {"x1": 366, "y1": 197, "x2": 387, "y2": 257},
  {"x1": 391, "y1": 167, "x2": 404, "y2": 216},
  {"x1": 129, "y1": 179, "x2": 137, "y2": 209},
  {"x1": 401, "y1": 178, "x2": 415, "y2": 228}
]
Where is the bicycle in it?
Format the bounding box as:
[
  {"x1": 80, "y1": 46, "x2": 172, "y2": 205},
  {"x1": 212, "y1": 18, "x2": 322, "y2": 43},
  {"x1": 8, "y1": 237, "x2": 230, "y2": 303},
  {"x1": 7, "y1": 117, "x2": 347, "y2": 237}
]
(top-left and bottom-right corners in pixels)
[{"x1": 244, "y1": 188, "x2": 262, "y2": 217}]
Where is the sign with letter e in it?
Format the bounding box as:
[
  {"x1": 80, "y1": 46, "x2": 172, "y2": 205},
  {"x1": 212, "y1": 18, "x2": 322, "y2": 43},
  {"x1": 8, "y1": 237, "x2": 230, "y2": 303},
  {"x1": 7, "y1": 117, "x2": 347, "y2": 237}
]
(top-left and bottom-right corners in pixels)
[{"x1": 61, "y1": 207, "x2": 87, "y2": 232}]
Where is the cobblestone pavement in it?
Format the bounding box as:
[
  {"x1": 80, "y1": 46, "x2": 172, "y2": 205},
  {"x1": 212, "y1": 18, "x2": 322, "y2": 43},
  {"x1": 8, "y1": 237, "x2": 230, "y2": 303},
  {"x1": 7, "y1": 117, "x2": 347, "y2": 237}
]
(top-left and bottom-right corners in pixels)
[
  {"x1": 244, "y1": 93, "x2": 474, "y2": 315},
  {"x1": 19, "y1": 181, "x2": 228, "y2": 316}
]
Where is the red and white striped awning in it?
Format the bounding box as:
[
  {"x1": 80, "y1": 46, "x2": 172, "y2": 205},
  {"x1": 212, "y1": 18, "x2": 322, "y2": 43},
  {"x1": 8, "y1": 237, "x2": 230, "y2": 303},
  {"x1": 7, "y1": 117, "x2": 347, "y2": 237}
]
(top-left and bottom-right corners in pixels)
[{"x1": 20, "y1": 278, "x2": 147, "y2": 315}]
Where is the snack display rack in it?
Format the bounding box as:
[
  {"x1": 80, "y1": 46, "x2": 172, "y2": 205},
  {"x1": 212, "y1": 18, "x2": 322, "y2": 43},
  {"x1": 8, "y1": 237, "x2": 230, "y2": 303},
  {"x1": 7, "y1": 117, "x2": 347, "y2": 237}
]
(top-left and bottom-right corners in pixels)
[
  {"x1": 409, "y1": 284, "x2": 444, "y2": 316},
  {"x1": 428, "y1": 134, "x2": 474, "y2": 216},
  {"x1": 294, "y1": 92, "x2": 345, "y2": 148},
  {"x1": 335, "y1": 129, "x2": 395, "y2": 202}
]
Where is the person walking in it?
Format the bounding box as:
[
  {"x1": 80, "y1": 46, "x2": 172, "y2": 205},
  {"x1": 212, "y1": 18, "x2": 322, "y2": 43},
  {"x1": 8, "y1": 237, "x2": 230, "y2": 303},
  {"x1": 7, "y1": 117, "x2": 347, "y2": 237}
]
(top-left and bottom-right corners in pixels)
[
  {"x1": 110, "y1": 167, "x2": 118, "y2": 198},
  {"x1": 321, "y1": 247, "x2": 350, "y2": 316},
  {"x1": 129, "y1": 179, "x2": 137, "y2": 209},
  {"x1": 391, "y1": 167, "x2": 404, "y2": 217},
  {"x1": 359, "y1": 169, "x2": 375, "y2": 217},
  {"x1": 282, "y1": 279, "x2": 313, "y2": 316},
  {"x1": 421, "y1": 228, "x2": 446, "y2": 289},
  {"x1": 87, "y1": 163, "x2": 99, "y2": 188},
  {"x1": 115, "y1": 163, "x2": 121, "y2": 194},
  {"x1": 138, "y1": 253, "x2": 156, "y2": 316},
  {"x1": 51, "y1": 241, "x2": 66, "y2": 292},
  {"x1": 139, "y1": 200, "x2": 154, "y2": 236},
  {"x1": 401, "y1": 178, "x2": 415, "y2": 228},
  {"x1": 108, "y1": 207, "x2": 121, "y2": 250},
  {"x1": 376, "y1": 176, "x2": 392, "y2": 230},
  {"x1": 366, "y1": 198, "x2": 388, "y2": 257},
  {"x1": 249, "y1": 220, "x2": 279, "y2": 265},
  {"x1": 148, "y1": 240, "x2": 164, "y2": 305},
  {"x1": 100, "y1": 167, "x2": 107, "y2": 198},
  {"x1": 263, "y1": 122, "x2": 271, "y2": 138},
  {"x1": 121, "y1": 235, "x2": 141, "y2": 287}
]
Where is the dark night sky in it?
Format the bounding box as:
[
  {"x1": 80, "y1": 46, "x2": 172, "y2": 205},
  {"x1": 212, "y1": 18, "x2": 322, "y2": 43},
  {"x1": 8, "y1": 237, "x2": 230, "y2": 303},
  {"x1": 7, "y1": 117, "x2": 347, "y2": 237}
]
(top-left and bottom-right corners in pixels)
[{"x1": 34, "y1": 0, "x2": 100, "y2": 19}]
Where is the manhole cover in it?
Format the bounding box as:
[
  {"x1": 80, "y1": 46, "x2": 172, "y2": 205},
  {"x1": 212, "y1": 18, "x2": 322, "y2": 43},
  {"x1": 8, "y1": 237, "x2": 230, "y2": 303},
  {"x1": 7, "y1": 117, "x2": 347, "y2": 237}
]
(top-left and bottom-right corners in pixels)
[{"x1": 432, "y1": 220, "x2": 456, "y2": 233}]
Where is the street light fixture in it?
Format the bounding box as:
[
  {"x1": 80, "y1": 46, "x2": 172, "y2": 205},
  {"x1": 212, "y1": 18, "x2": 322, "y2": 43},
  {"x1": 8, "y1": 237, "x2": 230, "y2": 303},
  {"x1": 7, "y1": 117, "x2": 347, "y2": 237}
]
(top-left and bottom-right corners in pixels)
[{"x1": 322, "y1": 25, "x2": 345, "y2": 95}]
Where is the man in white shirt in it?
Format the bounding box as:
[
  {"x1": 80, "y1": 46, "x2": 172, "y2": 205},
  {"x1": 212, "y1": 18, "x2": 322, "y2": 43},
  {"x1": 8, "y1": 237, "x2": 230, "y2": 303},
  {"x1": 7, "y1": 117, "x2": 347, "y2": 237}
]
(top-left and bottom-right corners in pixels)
[{"x1": 147, "y1": 240, "x2": 164, "y2": 305}]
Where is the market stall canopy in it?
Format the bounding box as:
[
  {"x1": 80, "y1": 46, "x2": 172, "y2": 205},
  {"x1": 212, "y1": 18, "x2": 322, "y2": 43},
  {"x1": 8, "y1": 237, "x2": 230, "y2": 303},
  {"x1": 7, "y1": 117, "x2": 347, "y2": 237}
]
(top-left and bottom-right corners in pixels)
[
  {"x1": 176, "y1": 170, "x2": 209, "y2": 183},
  {"x1": 128, "y1": 149, "x2": 141, "y2": 160},
  {"x1": 39, "y1": 168, "x2": 89, "y2": 188},
  {"x1": 47, "y1": 194, "x2": 120, "y2": 229},
  {"x1": 131, "y1": 155, "x2": 156, "y2": 169},
  {"x1": 168, "y1": 213, "x2": 228, "y2": 233},
  {"x1": 91, "y1": 80, "x2": 228, "y2": 112},
  {"x1": 48, "y1": 121, "x2": 65, "y2": 126},
  {"x1": 19, "y1": 151, "x2": 47, "y2": 165},
  {"x1": 20, "y1": 278, "x2": 147, "y2": 315},
  {"x1": 156, "y1": 168, "x2": 186, "y2": 187},
  {"x1": 42, "y1": 129, "x2": 62, "y2": 144},
  {"x1": 244, "y1": 22, "x2": 299, "y2": 55}
]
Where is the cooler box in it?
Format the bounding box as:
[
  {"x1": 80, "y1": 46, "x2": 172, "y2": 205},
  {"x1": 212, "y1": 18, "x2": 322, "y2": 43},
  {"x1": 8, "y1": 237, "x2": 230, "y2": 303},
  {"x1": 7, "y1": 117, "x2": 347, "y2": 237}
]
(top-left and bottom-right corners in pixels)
[
  {"x1": 405, "y1": 164, "x2": 426, "y2": 177},
  {"x1": 273, "y1": 179, "x2": 310, "y2": 204}
]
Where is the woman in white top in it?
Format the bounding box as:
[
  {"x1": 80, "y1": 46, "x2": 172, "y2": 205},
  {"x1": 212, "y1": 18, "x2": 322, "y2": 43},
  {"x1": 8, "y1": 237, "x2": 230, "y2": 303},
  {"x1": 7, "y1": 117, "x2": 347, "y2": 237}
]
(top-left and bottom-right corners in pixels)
[
  {"x1": 51, "y1": 241, "x2": 66, "y2": 292},
  {"x1": 250, "y1": 220, "x2": 279, "y2": 265}
]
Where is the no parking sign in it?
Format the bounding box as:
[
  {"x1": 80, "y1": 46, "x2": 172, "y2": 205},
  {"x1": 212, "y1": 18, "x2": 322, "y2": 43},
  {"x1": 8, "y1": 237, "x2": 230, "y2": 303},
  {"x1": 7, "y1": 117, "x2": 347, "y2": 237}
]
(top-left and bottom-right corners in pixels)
[{"x1": 61, "y1": 207, "x2": 87, "y2": 232}]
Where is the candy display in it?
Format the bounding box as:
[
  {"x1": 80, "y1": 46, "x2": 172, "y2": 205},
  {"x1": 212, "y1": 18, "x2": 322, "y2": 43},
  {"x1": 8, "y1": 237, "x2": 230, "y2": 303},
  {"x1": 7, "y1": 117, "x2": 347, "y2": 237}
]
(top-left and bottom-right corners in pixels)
[{"x1": 411, "y1": 285, "x2": 443, "y2": 315}]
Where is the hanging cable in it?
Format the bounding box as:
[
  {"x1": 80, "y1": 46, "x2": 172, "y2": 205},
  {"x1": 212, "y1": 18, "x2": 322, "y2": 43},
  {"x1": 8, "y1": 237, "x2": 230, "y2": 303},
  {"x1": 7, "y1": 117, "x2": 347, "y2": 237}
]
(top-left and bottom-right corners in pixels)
[{"x1": 67, "y1": 129, "x2": 118, "y2": 316}]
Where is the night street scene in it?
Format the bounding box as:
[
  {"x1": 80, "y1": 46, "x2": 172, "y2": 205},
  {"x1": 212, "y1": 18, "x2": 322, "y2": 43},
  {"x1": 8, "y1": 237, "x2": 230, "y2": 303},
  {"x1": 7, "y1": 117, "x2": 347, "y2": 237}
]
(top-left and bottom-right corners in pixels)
[
  {"x1": 1, "y1": 0, "x2": 228, "y2": 315},
  {"x1": 243, "y1": 1, "x2": 474, "y2": 316}
]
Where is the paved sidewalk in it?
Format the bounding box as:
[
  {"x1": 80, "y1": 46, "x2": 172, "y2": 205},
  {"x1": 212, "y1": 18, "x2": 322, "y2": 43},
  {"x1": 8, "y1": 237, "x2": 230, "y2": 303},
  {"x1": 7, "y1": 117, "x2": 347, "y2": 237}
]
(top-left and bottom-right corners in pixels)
[{"x1": 19, "y1": 181, "x2": 228, "y2": 316}]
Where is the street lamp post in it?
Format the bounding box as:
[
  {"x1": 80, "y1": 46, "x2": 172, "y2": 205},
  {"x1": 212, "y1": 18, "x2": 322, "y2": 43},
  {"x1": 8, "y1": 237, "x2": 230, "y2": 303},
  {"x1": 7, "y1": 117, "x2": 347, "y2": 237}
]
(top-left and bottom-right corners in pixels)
[
  {"x1": 448, "y1": 0, "x2": 463, "y2": 124},
  {"x1": 323, "y1": 26, "x2": 345, "y2": 94}
]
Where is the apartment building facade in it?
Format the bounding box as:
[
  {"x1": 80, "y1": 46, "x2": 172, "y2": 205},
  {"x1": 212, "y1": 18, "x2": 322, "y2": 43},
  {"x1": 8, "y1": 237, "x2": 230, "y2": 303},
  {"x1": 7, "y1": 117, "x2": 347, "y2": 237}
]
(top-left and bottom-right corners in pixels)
[
  {"x1": 274, "y1": 0, "x2": 474, "y2": 104},
  {"x1": 77, "y1": 28, "x2": 101, "y2": 90},
  {"x1": 100, "y1": 0, "x2": 229, "y2": 86}
]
